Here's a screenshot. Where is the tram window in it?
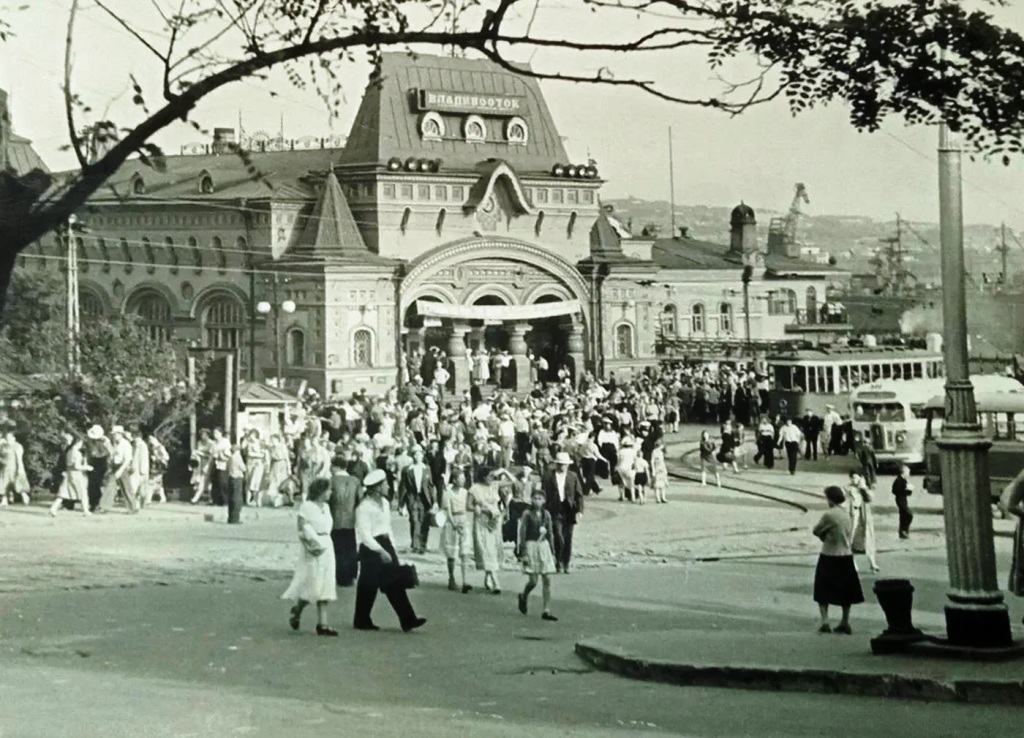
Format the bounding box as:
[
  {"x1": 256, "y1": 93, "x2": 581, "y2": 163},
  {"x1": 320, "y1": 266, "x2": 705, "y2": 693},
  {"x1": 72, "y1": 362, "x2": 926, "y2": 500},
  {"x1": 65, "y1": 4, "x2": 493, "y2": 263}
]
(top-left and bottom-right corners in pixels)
[
  {"x1": 881, "y1": 364, "x2": 891, "y2": 379},
  {"x1": 912, "y1": 362, "x2": 923, "y2": 379},
  {"x1": 822, "y1": 367, "x2": 835, "y2": 394},
  {"x1": 1013, "y1": 414, "x2": 1024, "y2": 438},
  {"x1": 774, "y1": 365, "x2": 792, "y2": 390},
  {"x1": 793, "y1": 366, "x2": 807, "y2": 392},
  {"x1": 839, "y1": 366, "x2": 850, "y2": 391},
  {"x1": 892, "y1": 364, "x2": 902, "y2": 380}
]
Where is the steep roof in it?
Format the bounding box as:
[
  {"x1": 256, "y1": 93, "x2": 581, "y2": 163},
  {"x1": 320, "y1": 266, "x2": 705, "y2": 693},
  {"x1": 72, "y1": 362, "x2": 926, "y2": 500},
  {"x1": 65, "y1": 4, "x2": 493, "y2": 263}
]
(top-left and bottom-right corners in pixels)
[
  {"x1": 8, "y1": 133, "x2": 49, "y2": 175},
  {"x1": 238, "y1": 381, "x2": 300, "y2": 405},
  {"x1": 75, "y1": 147, "x2": 346, "y2": 203},
  {"x1": 292, "y1": 170, "x2": 377, "y2": 259},
  {"x1": 340, "y1": 53, "x2": 569, "y2": 173}
]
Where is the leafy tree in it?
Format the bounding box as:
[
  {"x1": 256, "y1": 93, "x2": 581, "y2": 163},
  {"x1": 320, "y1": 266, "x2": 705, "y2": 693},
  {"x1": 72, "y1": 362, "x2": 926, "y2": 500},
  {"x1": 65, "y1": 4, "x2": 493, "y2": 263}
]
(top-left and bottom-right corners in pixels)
[
  {"x1": 0, "y1": 271, "x2": 205, "y2": 488},
  {"x1": 1, "y1": 0, "x2": 1024, "y2": 316}
]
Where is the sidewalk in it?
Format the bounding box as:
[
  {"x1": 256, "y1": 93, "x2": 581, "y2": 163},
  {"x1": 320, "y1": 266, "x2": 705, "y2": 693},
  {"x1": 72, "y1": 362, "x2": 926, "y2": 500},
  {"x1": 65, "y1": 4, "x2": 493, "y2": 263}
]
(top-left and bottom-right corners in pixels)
[{"x1": 576, "y1": 628, "x2": 1024, "y2": 705}]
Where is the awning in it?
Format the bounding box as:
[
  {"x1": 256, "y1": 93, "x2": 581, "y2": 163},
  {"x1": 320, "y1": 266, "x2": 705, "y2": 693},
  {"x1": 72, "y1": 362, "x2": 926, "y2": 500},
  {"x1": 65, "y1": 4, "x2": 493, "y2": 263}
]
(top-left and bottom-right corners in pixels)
[{"x1": 416, "y1": 299, "x2": 581, "y2": 321}]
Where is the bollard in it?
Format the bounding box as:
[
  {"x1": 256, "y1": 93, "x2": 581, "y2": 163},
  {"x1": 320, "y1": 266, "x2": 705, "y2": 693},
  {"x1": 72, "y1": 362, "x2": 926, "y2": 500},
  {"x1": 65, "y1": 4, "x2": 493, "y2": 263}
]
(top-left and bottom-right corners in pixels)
[{"x1": 870, "y1": 578, "x2": 926, "y2": 654}]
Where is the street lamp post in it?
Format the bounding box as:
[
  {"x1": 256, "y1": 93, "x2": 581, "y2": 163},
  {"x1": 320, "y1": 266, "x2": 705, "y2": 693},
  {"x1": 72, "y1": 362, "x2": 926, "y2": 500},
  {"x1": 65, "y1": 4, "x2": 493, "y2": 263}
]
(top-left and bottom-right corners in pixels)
[
  {"x1": 256, "y1": 282, "x2": 296, "y2": 388},
  {"x1": 936, "y1": 122, "x2": 1013, "y2": 649},
  {"x1": 741, "y1": 265, "x2": 754, "y2": 357}
]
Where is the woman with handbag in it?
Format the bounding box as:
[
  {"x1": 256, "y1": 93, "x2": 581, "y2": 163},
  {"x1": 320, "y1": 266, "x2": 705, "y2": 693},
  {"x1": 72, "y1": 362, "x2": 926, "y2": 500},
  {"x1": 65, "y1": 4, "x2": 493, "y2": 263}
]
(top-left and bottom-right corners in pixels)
[
  {"x1": 282, "y1": 477, "x2": 338, "y2": 636},
  {"x1": 353, "y1": 468, "x2": 426, "y2": 632}
]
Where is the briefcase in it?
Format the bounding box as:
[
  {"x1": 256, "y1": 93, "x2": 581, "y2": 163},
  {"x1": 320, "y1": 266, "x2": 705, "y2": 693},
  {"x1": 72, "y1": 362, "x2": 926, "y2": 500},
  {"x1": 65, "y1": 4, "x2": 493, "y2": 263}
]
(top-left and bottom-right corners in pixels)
[{"x1": 383, "y1": 563, "x2": 419, "y2": 590}]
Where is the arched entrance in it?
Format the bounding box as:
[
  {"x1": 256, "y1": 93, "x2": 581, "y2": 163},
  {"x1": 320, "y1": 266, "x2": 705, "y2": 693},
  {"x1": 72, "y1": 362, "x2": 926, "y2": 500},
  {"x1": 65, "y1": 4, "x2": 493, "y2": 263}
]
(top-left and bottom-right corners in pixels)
[{"x1": 399, "y1": 237, "x2": 591, "y2": 392}]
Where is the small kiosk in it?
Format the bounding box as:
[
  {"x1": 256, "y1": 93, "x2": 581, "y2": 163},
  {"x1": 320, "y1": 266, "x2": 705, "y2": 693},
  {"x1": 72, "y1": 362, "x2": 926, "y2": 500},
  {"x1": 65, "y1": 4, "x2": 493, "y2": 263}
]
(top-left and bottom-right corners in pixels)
[{"x1": 236, "y1": 382, "x2": 301, "y2": 440}]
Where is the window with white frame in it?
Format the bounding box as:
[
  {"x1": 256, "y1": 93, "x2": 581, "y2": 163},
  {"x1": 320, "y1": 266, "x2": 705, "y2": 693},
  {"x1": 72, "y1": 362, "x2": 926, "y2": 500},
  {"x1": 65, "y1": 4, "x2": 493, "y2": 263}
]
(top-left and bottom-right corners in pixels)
[
  {"x1": 719, "y1": 302, "x2": 733, "y2": 332},
  {"x1": 286, "y1": 328, "x2": 306, "y2": 366},
  {"x1": 353, "y1": 328, "x2": 373, "y2": 367},
  {"x1": 615, "y1": 323, "x2": 634, "y2": 358},
  {"x1": 662, "y1": 304, "x2": 678, "y2": 337},
  {"x1": 691, "y1": 303, "x2": 706, "y2": 333},
  {"x1": 202, "y1": 294, "x2": 245, "y2": 349}
]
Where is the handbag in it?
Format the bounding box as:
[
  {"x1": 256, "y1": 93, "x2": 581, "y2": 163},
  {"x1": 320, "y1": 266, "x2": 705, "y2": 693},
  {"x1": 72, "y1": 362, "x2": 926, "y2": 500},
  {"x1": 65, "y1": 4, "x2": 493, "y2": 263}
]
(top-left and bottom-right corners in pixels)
[
  {"x1": 432, "y1": 508, "x2": 447, "y2": 528},
  {"x1": 382, "y1": 563, "x2": 419, "y2": 590}
]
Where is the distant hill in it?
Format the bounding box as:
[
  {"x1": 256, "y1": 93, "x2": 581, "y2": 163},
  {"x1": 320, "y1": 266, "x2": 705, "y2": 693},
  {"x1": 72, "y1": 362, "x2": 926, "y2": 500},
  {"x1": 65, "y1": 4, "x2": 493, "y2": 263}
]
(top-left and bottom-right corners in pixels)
[{"x1": 604, "y1": 197, "x2": 1012, "y2": 287}]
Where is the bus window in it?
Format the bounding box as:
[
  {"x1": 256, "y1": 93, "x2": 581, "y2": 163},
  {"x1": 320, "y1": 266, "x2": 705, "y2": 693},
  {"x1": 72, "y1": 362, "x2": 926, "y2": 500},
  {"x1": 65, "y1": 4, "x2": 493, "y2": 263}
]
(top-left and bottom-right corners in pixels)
[
  {"x1": 911, "y1": 404, "x2": 928, "y2": 419},
  {"x1": 854, "y1": 402, "x2": 906, "y2": 422}
]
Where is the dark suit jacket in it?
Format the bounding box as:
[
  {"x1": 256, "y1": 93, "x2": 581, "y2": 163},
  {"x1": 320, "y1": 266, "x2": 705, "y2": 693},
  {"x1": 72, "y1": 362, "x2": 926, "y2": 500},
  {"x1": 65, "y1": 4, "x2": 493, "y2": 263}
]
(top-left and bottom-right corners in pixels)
[
  {"x1": 543, "y1": 470, "x2": 584, "y2": 524},
  {"x1": 398, "y1": 463, "x2": 435, "y2": 509}
]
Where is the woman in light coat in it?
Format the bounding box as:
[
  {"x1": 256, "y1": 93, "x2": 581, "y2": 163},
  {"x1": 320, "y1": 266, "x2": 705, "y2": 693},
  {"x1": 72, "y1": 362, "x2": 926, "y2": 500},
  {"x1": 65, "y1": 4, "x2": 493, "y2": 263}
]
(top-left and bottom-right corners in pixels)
[
  {"x1": 50, "y1": 431, "x2": 92, "y2": 516},
  {"x1": 846, "y1": 471, "x2": 879, "y2": 573}
]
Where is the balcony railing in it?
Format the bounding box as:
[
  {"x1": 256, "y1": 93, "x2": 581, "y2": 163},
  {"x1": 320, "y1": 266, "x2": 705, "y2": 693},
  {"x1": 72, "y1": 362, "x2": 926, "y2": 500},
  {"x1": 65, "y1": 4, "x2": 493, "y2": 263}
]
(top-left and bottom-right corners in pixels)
[{"x1": 784, "y1": 308, "x2": 852, "y2": 331}]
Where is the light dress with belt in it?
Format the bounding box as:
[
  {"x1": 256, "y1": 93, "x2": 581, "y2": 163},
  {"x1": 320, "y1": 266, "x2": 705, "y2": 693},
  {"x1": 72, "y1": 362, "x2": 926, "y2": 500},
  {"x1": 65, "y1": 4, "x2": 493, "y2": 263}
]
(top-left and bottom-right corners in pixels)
[
  {"x1": 281, "y1": 500, "x2": 337, "y2": 602},
  {"x1": 468, "y1": 482, "x2": 503, "y2": 571}
]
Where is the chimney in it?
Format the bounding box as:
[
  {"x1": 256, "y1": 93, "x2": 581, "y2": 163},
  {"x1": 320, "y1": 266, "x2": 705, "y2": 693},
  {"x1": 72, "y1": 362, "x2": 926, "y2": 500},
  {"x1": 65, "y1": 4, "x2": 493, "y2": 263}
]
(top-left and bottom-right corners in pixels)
[{"x1": 212, "y1": 127, "x2": 236, "y2": 155}]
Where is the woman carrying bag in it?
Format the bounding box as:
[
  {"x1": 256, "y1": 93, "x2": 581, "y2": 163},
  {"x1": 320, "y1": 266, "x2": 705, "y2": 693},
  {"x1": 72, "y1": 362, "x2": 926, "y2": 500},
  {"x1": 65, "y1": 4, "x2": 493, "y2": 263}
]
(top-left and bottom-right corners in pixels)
[
  {"x1": 353, "y1": 469, "x2": 427, "y2": 632},
  {"x1": 282, "y1": 477, "x2": 338, "y2": 636}
]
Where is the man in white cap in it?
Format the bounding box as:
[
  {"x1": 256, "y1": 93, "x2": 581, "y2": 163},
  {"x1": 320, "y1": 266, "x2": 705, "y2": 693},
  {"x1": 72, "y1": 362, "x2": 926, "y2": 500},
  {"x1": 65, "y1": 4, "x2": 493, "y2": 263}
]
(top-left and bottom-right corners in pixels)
[
  {"x1": 543, "y1": 451, "x2": 583, "y2": 574},
  {"x1": 101, "y1": 425, "x2": 138, "y2": 514},
  {"x1": 353, "y1": 468, "x2": 426, "y2": 632}
]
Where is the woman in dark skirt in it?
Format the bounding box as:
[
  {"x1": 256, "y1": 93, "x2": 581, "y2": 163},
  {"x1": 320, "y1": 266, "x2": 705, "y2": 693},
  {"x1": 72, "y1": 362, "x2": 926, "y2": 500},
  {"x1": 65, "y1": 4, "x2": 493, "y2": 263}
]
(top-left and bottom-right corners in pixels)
[{"x1": 812, "y1": 485, "x2": 864, "y2": 634}]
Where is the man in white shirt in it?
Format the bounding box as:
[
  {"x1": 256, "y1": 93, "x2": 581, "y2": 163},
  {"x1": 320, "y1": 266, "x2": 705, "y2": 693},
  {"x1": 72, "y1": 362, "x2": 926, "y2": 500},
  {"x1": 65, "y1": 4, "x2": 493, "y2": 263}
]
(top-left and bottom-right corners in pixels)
[
  {"x1": 397, "y1": 447, "x2": 435, "y2": 554},
  {"x1": 354, "y1": 469, "x2": 426, "y2": 632},
  {"x1": 100, "y1": 426, "x2": 139, "y2": 514},
  {"x1": 778, "y1": 418, "x2": 804, "y2": 476},
  {"x1": 543, "y1": 452, "x2": 584, "y2": 574},
  {"x1": 209, "y1": 427, "x2": 232, "y2": 506}
]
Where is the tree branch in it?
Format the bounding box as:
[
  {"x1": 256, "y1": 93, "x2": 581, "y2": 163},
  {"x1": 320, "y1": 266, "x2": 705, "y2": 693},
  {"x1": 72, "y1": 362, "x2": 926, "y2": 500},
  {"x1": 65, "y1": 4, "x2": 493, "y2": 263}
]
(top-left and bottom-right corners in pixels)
[
  {"x1": 94, "y1": 0, "x2": 169, "y2": 62},
  {"x1": 303, "y1": 0, "x2": 329, "y2": 45},
  {"x1": 63, "y1": 0, "x2": 88, "y2": 170}
]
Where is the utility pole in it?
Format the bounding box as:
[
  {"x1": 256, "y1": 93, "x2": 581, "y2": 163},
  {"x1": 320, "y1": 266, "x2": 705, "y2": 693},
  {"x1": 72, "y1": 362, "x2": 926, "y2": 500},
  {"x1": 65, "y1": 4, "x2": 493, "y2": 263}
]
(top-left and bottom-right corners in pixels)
[
  {"x1": 65, "y1": 217, "x2": 81, "y2": 376},
  {"x1": 997, "y1": 223, "x2": 1009, "y2": 285},
  {"x1": 935, "y1": 122, "x2": 1012, "y2": 649},
  {"x1": 668, "y1": 127, "x2": 676, "y2": 237}
]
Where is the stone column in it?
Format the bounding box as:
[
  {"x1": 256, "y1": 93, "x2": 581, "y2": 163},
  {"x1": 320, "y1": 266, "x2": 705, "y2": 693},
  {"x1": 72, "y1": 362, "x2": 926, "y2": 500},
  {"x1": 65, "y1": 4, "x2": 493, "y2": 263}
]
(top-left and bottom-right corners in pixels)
[
  {"x1": 935, "y1": 123, "x2": 1011, "y2": 649},
  {"x1": 508, "y1": 322, "x2": 531, "y2": 393},
  {"x1": 566, "y1": 318, "x2": 586, "y2": 389},
  {"x1": 447, "y1": 321, "x2": 471, "y2": 394}
]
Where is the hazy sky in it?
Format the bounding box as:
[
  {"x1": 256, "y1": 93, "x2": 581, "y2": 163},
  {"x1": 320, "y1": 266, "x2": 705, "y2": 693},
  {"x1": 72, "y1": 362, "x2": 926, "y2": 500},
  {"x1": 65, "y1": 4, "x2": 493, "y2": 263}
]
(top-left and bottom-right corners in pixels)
[{"x1": 4, "y1": 0, "x2": 1024, "y2": 229}]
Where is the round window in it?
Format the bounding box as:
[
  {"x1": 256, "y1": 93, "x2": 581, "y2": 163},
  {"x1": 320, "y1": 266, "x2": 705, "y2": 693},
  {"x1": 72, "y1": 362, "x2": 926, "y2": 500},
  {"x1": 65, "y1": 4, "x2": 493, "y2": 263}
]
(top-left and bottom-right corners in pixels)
[{"x1": 505, "y1": 117, "x2": 529, "y2": 144}]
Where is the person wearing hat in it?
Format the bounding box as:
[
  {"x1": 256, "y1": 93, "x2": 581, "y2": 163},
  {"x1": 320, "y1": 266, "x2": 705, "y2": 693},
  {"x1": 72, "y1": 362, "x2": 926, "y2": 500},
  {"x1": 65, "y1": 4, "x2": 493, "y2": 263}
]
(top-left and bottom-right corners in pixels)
[
  {"x1": 353, "y1": 468, "x2": 426, "y2": 632},
  {"x1": 84, "y1": 424, "x2": 111, "y2": 512},
  {"x1": 328, "y1": 454, "x2": 361, "y2": 587},
  {"x1": 99, "y1": 425, "x2": 138, "y2": 514},
  {"x1": 542, "y1": 451, "x2": 584, "y2": 574},
  {"x1": 595, "y1": 417, "x2": 619, "y2": 491},
  {"x1": 49, "y1": 429, "x2": 92, "y2": 517}
]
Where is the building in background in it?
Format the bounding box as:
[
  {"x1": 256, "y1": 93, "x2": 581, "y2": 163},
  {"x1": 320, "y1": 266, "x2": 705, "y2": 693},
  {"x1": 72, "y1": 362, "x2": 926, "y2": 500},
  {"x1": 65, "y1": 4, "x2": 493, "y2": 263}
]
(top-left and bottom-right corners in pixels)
[{"x1": 16, "y1": 55, "x2": 852, "y2": 396}]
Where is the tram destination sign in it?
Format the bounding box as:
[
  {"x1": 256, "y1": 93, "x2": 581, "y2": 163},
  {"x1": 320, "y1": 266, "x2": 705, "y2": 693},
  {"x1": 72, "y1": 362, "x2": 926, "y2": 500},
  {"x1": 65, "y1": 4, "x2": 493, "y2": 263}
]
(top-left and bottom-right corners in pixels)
[{"x1": 417, "y1": 89, "x2": 524, "y2": 116}]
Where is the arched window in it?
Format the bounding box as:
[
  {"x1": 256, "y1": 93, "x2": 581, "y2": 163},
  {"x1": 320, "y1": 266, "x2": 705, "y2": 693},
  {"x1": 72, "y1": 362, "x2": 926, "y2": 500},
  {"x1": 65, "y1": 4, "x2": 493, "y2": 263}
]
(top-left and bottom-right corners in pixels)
[
  {"x1": 199, "y1": 174, "x2": 215, "y2": 194},
  {"x1": 119, "y1": 237, "x2": 133, "y2": 274},
  {"x1": 164, "y1": 237, "x2": 179, "y2": 274},
  {"x1": 567, "y1": 211, "x2": 577, "y2": 239},
  {"x1": 202, "y1": 294, "x2": 246, "y2": 349},
  {"x1": 75, "y1": 237, "x2": 89, "y2": 273},
  {"x1": 662, "y1": 304, "x2": 678, "y2": 337},
  {"x1": 435, "y1": 208, "x2": 446, "y2": 236},
  {"x1": 189, "y1": 236, "x2": 202, "y2": 274},
  {"x1": 505, "y1": 117, "x2": 529, "y2": 144},
  {"x1": 128, "y1": 290, "x2": 173, "y2": 344},
  {"x1": 769, "y1": 288, "x2": 798, "y2": 316},
  {"x1": 132, "y1": 176, "x2": 146, "y2": 195},
  {"x1": 464, "y1": 115, "x2": 486, "y2": 142},
  {"x1": 806, "y1": 285, "x2": 818, "y2": 324},
  {"x1": 691, "y1": 303, "x2": 706, "y2": 333},
  {"x1": 400, "y1": 207, "x2": 412, "y2": 235},
  {"x1": 96, "y1": 237, "x2": 111, "y2": 273},
  {"x1": 286, "y1": 328, "x2": 306, "y2": 366},
  {"x1": 141, "y1": 237, "x2": 156, "y2": 275},
  {"x1": 719, "y1": 302, "x2": 733, "y2": 333},
  {"x1": 535, "y1": 211, "x2": 545, "y2": 237},
  {"x1": 353, "y1": 328, "x2": 373, "y2": 368},
  {"x1": 212, "y1": 236, "x2": 227, "y2": 274},
  {"x1": 236, "y1": 236, "x2": 250, "y2": 269},
  {"x1": 79, "y1": 288, "x2": 104, "y2": 321},
  {"x1": 615, "y1": 323, "x2": 635, "y2": 359},
  {"x1": 420, "y1": 112, "x2": 445, "y2": 140}
]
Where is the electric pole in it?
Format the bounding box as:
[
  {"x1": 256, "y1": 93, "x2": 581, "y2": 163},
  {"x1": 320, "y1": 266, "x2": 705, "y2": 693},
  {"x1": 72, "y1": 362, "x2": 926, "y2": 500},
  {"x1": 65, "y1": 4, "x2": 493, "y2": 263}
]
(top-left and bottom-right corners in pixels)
[{"x1": 66, "y1": 217, "x2": 81, "y2": 376}]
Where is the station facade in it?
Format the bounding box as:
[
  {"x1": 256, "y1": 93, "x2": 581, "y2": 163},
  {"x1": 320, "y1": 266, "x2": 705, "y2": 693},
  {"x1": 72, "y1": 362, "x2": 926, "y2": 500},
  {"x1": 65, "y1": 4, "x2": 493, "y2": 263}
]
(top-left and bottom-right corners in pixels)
[{"x1": 15, "y1": 54, "x2": 847, "y2": 397}]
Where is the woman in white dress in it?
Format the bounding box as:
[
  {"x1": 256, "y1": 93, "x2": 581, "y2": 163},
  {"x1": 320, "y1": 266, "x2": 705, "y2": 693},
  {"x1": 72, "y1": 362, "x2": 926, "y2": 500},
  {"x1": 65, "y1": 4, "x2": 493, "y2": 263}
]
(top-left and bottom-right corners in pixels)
[
  {"x1": 467, "y1": 466, "x2": 508, "y2": 594},
  {"x1": 282, "y1": 477, "x2": 338, "y2": 635}
]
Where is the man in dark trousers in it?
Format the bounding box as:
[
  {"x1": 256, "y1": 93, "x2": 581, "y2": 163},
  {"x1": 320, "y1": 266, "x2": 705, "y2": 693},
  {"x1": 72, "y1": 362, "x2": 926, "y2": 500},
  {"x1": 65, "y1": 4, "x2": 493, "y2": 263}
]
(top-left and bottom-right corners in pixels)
[
  {"x1": 328, "y1": 455, "x2": 361, "y2": 587},
  {"x1": 891, "y1": 463, "x2": 915, "y2": 539},
  {"x1": 800, "y1": 409, "x2": 823, "y2": 461},
  {"x1": 854, "y1": 433, "x2": 878, "y2": 489},
  {"x1": 397, "y1": 445, "x2": 435, "y2": 554},
  {"x1": 777, "y1": 417, "x2": 803, "y2": 475},
  {"x1": 543, "y1": 451, "x2": 584, "y2": 573}
]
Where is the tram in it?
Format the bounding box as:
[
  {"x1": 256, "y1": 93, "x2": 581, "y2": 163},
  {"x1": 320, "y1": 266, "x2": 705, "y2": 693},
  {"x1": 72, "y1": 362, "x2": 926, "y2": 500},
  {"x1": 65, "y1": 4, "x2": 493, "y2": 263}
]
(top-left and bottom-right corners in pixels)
[{"x1": 766, "y1": 346, "x2": 945, "y2": 417}]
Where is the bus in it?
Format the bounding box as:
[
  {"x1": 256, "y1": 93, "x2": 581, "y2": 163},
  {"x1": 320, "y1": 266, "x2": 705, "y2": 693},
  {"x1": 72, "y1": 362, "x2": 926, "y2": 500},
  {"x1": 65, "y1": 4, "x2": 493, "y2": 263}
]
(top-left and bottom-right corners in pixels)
[
  {"x1": 851, "y1": 375, "x2": 1023, "y2": 468},
  {"x1": 922, "y1": 389, "x2": 1024, "y2": 508},
  {"x1": 767, "y1": 346, "x2": 944, "y2": 417}
]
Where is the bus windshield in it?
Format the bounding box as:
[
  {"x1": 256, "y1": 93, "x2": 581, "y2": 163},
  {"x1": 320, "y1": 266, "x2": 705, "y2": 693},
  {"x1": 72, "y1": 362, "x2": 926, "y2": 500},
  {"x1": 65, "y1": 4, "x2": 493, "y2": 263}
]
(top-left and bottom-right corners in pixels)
[{"x1": 853, "y1": 402, "x2": 906, "y2": 422}]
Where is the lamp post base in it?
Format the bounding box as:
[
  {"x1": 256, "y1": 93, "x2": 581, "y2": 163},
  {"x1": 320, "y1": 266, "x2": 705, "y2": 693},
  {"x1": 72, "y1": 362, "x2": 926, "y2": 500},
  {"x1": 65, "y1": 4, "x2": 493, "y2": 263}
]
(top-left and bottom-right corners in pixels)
[{"x1": 945, "y1": 602, "x2": 1013, "y2": 649}]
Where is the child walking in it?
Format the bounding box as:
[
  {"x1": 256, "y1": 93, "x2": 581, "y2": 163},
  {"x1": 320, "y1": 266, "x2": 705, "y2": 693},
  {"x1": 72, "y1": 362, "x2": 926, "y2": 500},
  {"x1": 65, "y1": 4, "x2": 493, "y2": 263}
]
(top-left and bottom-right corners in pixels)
[
  {"x1": 516, "y1": 490, "x2": 558, "y2": 621},
  {"x1": 633, "y1": 453, "x2": 650, "y2": 505}
]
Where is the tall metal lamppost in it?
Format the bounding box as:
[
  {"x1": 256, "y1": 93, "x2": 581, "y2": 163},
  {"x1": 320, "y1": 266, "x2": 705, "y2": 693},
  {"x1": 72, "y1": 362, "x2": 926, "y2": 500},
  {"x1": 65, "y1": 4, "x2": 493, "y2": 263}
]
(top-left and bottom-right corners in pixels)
[
  {"x1": 935, "y1": 122, "x2": 1013, "y2": 649},
  {"x1": 256, "y1": 297, "x2": 296, "y2": 388},
  {"x1": 741, "y1": 265, "x2": 754, "y2": 357}
]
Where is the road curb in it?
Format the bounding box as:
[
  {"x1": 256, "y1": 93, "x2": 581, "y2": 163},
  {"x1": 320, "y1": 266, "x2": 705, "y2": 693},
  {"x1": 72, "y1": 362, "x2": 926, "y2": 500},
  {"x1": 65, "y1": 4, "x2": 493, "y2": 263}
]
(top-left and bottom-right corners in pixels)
[{"x1": 574, "y1": 639, "x2": 1024, "y2": 705}]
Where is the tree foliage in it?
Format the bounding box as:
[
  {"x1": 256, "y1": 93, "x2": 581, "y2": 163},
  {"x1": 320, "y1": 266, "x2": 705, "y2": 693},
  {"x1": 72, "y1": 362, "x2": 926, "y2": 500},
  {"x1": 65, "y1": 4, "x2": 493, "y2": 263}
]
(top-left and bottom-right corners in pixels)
[
  {"x1": 0, "y1": 0, "x2": 1023, "y2": 317},
  {"x1": 0, "y1": 270, "x2": 205, "y2": 488}
]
